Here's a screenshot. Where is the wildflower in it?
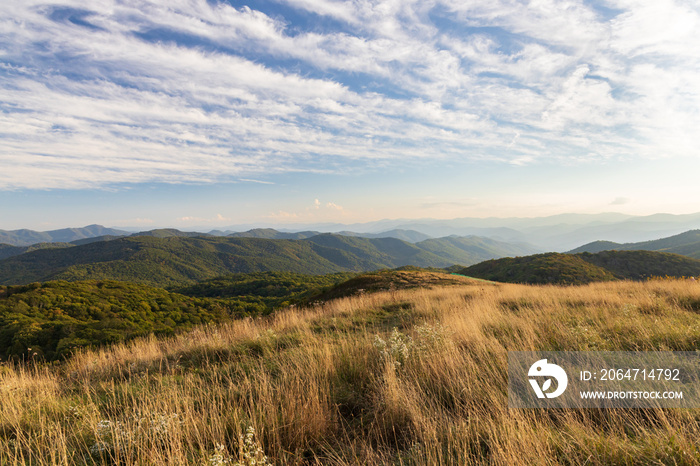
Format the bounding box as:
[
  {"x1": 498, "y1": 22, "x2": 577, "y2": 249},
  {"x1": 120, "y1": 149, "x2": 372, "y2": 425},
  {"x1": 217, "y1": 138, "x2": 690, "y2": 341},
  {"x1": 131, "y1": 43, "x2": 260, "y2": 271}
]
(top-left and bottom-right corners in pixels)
[
  {"x1": 90, "y1": 420, "x2": 120, "y2": 456},
  {"x1": 235, "y1": 426, "x2": 273, "y2": 466},
  {"x1": 374, "y1": 328, "x2": 412, "y2": 367},
  {"x1": 209, "y1": 443, "x2": 233, "y2": 465},
  {"x1": 89, "y1": 441, "x2": 110, "y2": 455},
  {"x1": 413, "y1": 322, "x2": 448, "y2": 352},
  {"x1": 208, "y1": 426, "x2": 272, "y2": 465}
]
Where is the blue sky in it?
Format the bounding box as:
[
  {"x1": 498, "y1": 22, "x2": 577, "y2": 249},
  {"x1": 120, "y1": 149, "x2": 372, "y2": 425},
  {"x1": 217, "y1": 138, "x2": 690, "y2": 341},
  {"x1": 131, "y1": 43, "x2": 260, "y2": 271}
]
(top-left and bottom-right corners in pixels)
[{"x1": 1, "y1": 0, "x2": 699, "y2": 230}]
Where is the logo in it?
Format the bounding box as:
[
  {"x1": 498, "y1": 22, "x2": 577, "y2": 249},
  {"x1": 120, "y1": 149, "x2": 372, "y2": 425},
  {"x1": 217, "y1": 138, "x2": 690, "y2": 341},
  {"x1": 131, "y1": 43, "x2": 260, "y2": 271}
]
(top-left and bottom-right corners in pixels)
[{"x1": 528, "y1": 359, "x2": 568, "y2": 398}]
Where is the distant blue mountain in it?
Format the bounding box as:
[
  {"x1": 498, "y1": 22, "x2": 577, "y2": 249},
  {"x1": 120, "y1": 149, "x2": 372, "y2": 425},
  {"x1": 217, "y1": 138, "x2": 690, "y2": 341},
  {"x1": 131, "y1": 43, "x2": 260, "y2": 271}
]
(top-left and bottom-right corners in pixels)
[
  {"x1": 0, "y1": 224, "x2": 129, "y2": 247},
  {"x1": 569, "y1": 230, "x2": 700, "y2": 259}
]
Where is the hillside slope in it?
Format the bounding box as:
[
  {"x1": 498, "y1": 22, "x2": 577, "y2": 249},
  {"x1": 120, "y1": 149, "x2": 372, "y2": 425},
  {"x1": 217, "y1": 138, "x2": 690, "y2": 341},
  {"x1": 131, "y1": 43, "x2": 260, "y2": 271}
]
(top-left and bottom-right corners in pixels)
[
  {"x1": 0, "y1": 242, "x2": 74, "y2": 260},
  {"x1": 172, "y1": 271, "x2": 355, "y2": 309},
  {"x1": 458, "y1": 253, "x2": 618, "y2": 285},
  {"x1": 304, "y1": 234, "x2": 449, "y2": 269},
  {"x1": 415, "y1": 236, "x2": 539, "y2": 264},
  {"x1": 338, "y1": 229, "x2": 433, "y2": 243},
  {"x1": 0, "y1": 236, "x2": 349, "y2": 286},
  {"x1": 0, "y1": 280, "x2": 230, "y2": 361},
  {"x1": 227, "y1": 228, "x2": 320, "y2": 240},
  {"x1": 0, "y1": 235, "x2": 456, "y2": 287},
  {"x1": 459, "y1": 250, "x2": 700, "y2": 285},
  {"x1": 5, "y1": 277, "x2": 700, "y2": 464},
  {"x1": 0, "y1": 224, "x2": 128, "y2": 247},
  {"x1": 570, "y1": 230, "x2": 700, "y2": 259},
  {"x1": 578, "y1": 250, "x2": 700, "y2": 280},
  {"x1": 311, "y1": 268, "x2": 484, "y2": 301}
]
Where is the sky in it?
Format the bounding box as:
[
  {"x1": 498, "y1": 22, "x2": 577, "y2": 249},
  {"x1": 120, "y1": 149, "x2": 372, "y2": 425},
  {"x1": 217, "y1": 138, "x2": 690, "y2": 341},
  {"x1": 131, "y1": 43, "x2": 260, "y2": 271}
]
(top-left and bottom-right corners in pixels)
[{"x1": 1, "y1": 0, "x2": 699, "y2": 230}]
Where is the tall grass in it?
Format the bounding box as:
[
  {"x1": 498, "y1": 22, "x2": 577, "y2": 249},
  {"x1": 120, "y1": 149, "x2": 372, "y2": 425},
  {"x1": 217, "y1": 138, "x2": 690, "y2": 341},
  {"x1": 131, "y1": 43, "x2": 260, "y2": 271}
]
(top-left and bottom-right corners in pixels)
[{"x1": 2, "y1": 278, "x2": 700, "y2": 464}]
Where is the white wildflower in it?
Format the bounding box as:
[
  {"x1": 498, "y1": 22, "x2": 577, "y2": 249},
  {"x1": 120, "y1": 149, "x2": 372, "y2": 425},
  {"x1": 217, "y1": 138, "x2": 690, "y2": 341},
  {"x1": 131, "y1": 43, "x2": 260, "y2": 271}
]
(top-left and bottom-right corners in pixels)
[
  {"x1": 209, "y1": 443, "x2": 233, "y2": 465},
  {"x1": 234, "y1": 426, "x2": 273, "y2": 466},
  {"x1": 89, "y1": 441, "x2": 110, "y2": 455},
  {"x1": 374, "y1": 328, "x2": 413, "y2": 367},
  {"x1": 413, "y1": 322, "x2": 448, "y2": 353}
]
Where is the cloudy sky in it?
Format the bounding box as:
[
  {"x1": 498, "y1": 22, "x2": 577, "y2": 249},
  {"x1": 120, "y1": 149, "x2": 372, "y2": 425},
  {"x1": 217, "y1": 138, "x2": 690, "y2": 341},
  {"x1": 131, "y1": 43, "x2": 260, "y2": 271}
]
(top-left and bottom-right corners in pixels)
[{"x1": 1, "y1": 0, "x2": 699, "y2": 230}]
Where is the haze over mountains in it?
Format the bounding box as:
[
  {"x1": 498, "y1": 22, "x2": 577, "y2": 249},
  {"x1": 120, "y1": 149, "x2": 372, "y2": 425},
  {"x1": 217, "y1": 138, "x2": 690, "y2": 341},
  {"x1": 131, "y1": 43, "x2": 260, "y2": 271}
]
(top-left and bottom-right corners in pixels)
[
  {"x1": 569, "y1": 230, "x2": 700, "y2": 259},
  {"x1": 279, "y1": 212, "x2": 700, "y2": 251},
  {"x1": 4, "y1": 212, "x2": 700, "y2": 251},
  {"x1": 2, "y1": 212, "x2": 700, "y2": 288}
]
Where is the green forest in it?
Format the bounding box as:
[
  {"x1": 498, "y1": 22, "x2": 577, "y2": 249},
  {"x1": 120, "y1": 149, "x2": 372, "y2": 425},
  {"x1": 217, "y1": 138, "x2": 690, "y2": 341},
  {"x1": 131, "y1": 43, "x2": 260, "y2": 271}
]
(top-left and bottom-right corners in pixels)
[
  {"x1": 459, "y1": 250, "x2": 700, "y2": 285},
  {"x1": 0, "y1": 280, "x2": 234, "y2": 361},
  {"x1": 0, "y1": 272, "x2": 359, "y2": 362}
]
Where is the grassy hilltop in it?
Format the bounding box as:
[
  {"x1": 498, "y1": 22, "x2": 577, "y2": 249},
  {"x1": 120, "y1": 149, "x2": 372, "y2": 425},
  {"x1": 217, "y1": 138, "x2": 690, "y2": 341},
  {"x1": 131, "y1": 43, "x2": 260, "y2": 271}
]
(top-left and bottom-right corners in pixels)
[
  {"x1": 2, "y1": 271, "x2": 700, "y2": 464},
  {"x1": 459, "y1": 250, "x2": 700, "y2": 285}
]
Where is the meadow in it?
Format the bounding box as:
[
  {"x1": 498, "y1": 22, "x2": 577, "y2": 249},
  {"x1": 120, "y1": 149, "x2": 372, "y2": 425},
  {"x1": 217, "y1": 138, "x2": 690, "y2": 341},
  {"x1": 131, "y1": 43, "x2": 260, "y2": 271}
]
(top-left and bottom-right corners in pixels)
[{"x1": 2, "y1": 273, "x2": 700, "y2": 465}]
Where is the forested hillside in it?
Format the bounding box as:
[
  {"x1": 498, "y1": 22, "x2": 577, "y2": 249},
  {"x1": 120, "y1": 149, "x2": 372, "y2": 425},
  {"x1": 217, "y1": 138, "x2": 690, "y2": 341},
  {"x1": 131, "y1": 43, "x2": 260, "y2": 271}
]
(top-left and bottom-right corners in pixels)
[
  {"x1": 0, "y1": 225, "x2": 128, "y2": 247},
  {"x1": 570, "y1": 230, "x2": 700, "y2": 259},
  {"x1": 0, "y1": 280, "x2": 230, "y2": 361},
  {"x1": 172, "y1": 271, "x2": 356, "y2": 307},
  {"x1": 0, "y1": 233, "x2": 534, "y2": 287},
  {"x1": 459, "y1": 250, "x2": 700, "y2": 285}
]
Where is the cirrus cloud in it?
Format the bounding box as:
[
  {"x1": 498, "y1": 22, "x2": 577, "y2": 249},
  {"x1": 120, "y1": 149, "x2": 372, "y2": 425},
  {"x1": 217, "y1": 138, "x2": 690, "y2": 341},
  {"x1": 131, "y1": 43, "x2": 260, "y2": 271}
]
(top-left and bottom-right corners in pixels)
[{"x1": 0, "y1": 0, "x2": 698, "y2": 190}]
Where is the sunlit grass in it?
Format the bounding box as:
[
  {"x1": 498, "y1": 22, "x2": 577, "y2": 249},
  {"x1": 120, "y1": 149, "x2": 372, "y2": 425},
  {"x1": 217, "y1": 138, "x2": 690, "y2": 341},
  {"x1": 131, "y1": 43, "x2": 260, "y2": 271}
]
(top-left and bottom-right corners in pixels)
[{"x1": 2, "y1": 277, "x2": 700, "y2": 464}]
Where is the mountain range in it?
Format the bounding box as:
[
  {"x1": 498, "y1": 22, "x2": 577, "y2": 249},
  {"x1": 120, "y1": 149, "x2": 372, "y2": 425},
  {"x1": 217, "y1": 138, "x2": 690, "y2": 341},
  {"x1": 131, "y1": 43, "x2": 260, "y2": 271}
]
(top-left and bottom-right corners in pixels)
[
  {"x1": 5, "y1": 212, "x2": 700, "y2": 251},
  {"x1": 223, "y1": 228, "x2": 433, "y2": 243},
  {"x1": 217, "y1": 212, "x2": 700, "y2": 251},
  {"x1": 0, "y1": 233, "x2": 537, "y2": 287},
  {"x1": 569, "y1": 230, "x2": 700, "y2": 259},
  {"x1": 0, "y1": 224, "x2": 129, "y2": 247}
]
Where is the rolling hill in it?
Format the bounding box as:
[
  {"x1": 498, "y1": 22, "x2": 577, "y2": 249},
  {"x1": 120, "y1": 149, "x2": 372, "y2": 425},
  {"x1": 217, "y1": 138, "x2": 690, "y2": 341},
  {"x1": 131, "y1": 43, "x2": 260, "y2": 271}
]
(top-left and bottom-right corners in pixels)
[
  {"x1": 0, "y1": 236, "x2": 364, "y2": 286},
  {"x1": 0, "y1": 242, "x2": 74, "y2": 260},
  {"x1": 227, "y1": 228, "x2": 320, "y2": 240},
  {"x1": 172, "y1": 271, "x2": 356, "y2": 309},
  {"x1": 130, "y1": 228, "x2": 211, "y2": 238},
  {"x1": 281, "y1": 212, "x2": 700, "y2": 250},
  {"x1": 570, "y1": 230, "x2": 700, "y2": 259},
  {"x1": 0, "y1": 235, "x2": 443, "y2": 287},
  {"x1": 458, "y1": 253, "x2": 618, "y2": 285},
  {"x1": 0, "y1": 224, "x2": 128, "y2": 247},
  {"x1": 310, "y1": 267, "x2": 483, "y2": 301},
  {"x1": 415, "y1": 235, "x2": 539, "y2": 264},
  {"x1": 228, "y1": 228, "x2": 432, "y2": 243},
  {"x1": 0, "y1": 232, "x2": 536, "y2": 287},
  {"x1": 458, "y1": 250, "x2": 700, "y2": 285},
  {"x1": 339, "y1": 229, "x2": 433, "y2": 243}
]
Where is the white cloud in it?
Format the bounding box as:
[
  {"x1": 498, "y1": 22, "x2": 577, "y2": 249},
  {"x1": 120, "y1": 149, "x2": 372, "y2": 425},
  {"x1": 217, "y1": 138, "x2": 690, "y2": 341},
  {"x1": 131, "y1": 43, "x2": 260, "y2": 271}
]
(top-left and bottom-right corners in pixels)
[
  {"x1": 0, "y1": 0, "x2": 698, "y2": 190},
  {"x1": 239, "y1": 178, "x2": 275, "y2": 185},
  {"x1": 610, "y1": 197, "x2": 631, "y2": 205},
  {"x1": 267, "y1": 210, "x2": 299, "y2": 220}
]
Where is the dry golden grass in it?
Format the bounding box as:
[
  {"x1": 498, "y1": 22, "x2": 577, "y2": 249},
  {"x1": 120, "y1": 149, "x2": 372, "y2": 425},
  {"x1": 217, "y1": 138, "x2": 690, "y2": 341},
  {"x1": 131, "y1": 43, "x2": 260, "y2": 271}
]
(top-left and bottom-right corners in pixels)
[{"x1": 2, "y1": 276, "x2": 700, "y2": 464}]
